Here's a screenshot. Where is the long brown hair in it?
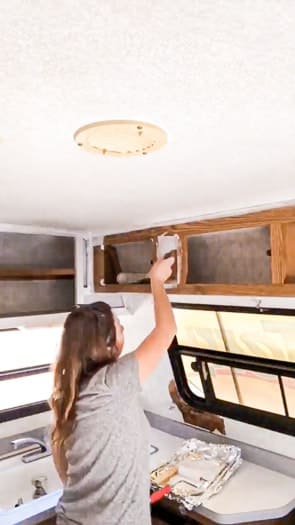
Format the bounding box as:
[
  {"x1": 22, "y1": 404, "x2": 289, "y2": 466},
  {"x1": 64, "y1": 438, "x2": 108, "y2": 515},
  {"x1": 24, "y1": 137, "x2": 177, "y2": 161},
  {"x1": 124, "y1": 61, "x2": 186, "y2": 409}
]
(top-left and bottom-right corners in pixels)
[{"x1": 51, "y1": 302, "x2": 119, "y2": 450}]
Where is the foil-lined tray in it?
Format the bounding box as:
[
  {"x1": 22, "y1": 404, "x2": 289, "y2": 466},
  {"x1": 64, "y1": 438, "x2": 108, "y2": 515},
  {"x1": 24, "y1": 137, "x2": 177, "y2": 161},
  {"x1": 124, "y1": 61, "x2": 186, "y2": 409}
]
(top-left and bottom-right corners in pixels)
[{"x1": 150, "y1": 438, "x2": 242, "y2": 511}]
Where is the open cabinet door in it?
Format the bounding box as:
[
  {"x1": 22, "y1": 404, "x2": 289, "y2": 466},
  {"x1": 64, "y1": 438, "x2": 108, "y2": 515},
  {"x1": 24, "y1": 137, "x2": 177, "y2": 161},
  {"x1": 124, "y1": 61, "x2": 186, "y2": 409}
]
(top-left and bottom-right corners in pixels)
[{"x1": 156, "y1": 234, "x2": 181, "y2": 288}]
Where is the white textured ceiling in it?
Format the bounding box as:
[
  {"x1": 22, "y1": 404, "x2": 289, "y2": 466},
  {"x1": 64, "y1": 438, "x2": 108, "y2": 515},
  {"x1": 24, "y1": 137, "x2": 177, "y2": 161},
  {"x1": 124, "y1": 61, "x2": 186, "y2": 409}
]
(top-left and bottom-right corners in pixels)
[{"x1": 0, "y1": 0, "x2": 295, "y2": 233}]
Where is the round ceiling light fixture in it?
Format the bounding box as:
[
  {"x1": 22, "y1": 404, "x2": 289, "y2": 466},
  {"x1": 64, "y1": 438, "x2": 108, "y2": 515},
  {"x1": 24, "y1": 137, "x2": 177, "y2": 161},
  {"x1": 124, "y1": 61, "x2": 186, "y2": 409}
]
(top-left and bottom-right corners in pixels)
[{"x1": 74, "y1": 120, "x2": 167, "y2": 157}]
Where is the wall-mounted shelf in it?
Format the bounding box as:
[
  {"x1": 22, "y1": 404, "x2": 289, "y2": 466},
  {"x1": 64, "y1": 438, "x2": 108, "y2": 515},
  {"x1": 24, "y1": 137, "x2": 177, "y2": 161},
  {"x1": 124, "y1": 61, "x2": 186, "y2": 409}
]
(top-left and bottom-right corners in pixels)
[
  {"x1": 0, "y1": 268, "x2": 75, "y2": 280},
  {"x1": 0, "y1": 233, "x2": 76, "y2": 316}
]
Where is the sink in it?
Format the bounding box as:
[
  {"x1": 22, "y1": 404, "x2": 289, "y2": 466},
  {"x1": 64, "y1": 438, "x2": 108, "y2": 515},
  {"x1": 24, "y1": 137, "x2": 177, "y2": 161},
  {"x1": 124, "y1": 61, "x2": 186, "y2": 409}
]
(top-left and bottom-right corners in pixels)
[
  {"x1": 0, "y1": 437, "x2": 167, "y2": 525},
  {"x1": 0, "y1": 454, "x2": 61, "y2": 510},
  {"x1": 0, "y1": 454, "x2": 62, "y2": 525},
  {"x1": 1, "y1": 446, "x2": 157, "y2": 510}
]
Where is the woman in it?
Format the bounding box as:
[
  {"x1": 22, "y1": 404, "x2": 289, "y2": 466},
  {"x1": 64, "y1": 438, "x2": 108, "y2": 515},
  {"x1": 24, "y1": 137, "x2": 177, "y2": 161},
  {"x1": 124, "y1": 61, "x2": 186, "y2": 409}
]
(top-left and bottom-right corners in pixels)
[{"x1": 51, "y1": 257, "x2": 176, "y2": 525}]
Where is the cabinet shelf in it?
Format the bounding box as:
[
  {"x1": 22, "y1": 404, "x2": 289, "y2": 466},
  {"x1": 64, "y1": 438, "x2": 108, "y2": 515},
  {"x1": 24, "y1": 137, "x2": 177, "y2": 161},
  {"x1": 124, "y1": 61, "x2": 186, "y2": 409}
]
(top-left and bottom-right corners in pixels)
[
  {"x1": 94, "y1": 283, "x2": 295, "y2": 296},
  {"x1": 0, "y1": 232, "x2": 75, "y2": 316},
  {"x1": 94, "y1": 283, "x2": 180, "y2": 293},
  {"x1": 95, "y1": 283, "x2": 151, "y2": 293},
  {"x1": 0, "y1": 268, "x2": 75, "y2": 280},
  {"x1": 176, "y1": 283, "x2": 295, "y2": 296}
]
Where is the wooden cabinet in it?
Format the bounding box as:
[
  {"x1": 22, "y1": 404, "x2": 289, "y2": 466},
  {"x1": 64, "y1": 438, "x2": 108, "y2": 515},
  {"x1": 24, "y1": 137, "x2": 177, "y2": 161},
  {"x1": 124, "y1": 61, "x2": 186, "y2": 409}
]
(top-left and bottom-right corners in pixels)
[
  {"x1": 186, "y1": 226, "x2": 271, "y2": 285},
  {"x1": 0, "y1": 232, "x2": 75, "y2": 316},
  {"x1": 93, "y1": 206, "x2": 295, "y2": 296},
  {"x1": 94, "y1": 240, "x2": 154, "y2": 291},
  {"x1": 271, "y1": 222, "x2": 295, "y2": 284},
  {"x1": 93, "y1": 234, "x2": 181, "y2": 292}
]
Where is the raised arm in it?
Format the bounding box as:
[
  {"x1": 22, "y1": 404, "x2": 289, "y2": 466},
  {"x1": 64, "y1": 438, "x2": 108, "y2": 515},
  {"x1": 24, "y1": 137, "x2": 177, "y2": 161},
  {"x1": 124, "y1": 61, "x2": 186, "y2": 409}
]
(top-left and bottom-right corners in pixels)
[{"x1": 136, "y1": 257, "x2": 177, "y2": 383}]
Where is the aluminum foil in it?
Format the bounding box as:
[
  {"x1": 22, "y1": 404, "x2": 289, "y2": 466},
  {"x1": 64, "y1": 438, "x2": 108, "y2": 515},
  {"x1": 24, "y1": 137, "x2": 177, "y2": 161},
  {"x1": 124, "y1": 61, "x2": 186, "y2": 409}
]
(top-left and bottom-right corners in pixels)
[{"x1": 151, "y1": 438, "x2": 242, "y2": 512}]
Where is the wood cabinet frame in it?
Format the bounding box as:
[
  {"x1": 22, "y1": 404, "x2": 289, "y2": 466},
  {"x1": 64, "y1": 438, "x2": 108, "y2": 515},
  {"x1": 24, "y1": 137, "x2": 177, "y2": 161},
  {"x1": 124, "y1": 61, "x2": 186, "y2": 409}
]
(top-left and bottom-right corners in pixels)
[{"x1": 94, "y1": 206, "x2": 295, "y2": 296}]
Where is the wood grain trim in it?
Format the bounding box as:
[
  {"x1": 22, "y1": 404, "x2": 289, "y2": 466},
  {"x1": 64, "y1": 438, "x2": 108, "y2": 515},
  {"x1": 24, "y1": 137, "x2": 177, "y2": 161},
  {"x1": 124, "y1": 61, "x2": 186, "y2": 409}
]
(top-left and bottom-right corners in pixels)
[
  {"x1": 179, "y1": 234, "x2": 188, "y2": 286},
  {"x1": 175, "y1": 283, "x2": 295, "y2": 296},
  {"x1": 283, "y1": 222, "x2": 295, "y2": 283},
  {"x1": 151, "y1": 236, "x2": 158, "y2": 263},
  {"x1": 271, "y1": 224, "x2": 286, "y2": 284},
  {"x1": 94, "y1": 282, "x2": 295, "y2": 296},
  {"x1": 0, "y1": 268, "x2": 75, "y2": 280},
  {"x1": 93, "y1": 246, "x2": 104, "y2": 286},
  {"x1": 94, "y1": 283, "x2": 152, "y2": 293},
  {"x1": 105, "y1": 206, "x2": 295, "y2": 244}
]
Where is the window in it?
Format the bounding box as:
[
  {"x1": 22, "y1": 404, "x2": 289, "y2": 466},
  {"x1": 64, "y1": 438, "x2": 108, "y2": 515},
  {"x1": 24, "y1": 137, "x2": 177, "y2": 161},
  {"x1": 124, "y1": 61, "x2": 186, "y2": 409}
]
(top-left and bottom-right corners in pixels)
[
  {"x1": 0, "y1": 325, "x2": 63, "y2": 422},
  {"x1": 174, "y1": 306, "x2": 295, "y2": 362},
  {"x1": 171, "y1": 304, "x2": 295, "y2": 436},
  {"x1": 174, "y1": 309, "x2": 226, "y2": 351}
]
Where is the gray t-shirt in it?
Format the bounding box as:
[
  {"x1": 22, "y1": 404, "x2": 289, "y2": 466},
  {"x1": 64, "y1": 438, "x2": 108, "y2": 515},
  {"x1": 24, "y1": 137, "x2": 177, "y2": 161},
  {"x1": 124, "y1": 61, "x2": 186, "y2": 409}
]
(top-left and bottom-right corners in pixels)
[{"x1": 56, "y1": 352, "x2": 151, "y2": 525}]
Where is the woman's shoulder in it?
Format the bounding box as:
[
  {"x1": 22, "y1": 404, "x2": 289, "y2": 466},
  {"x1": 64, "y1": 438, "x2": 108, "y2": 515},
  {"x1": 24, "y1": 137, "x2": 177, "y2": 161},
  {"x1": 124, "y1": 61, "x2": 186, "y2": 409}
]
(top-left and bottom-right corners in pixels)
[
  {"x1": 79, "y1": 352, "x2": 141, "y2": 398},
  {"x1": 104, "y1": 351, "x2": 141, "y2": 395}
]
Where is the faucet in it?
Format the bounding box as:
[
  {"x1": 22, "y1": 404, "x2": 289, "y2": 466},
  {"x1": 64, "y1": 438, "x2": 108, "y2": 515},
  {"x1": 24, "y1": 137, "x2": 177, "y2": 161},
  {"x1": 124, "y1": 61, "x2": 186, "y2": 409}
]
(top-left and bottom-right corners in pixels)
[{"x1": 11, "y1": 437, "x2": 51, "y2": 463}]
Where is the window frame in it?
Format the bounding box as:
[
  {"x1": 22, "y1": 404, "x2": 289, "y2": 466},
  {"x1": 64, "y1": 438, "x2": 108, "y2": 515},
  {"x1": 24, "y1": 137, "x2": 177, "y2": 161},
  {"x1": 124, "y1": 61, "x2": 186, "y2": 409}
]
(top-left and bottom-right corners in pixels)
[
  {"x1": 0, "y1": 364, "x2": 51, "y2": 423},
  {"x1": 170, "y1": 303, "x2": 295, "y2": 436},
  {"x1": 0, "y1": 318, "x2": 66, "y2": 423}
]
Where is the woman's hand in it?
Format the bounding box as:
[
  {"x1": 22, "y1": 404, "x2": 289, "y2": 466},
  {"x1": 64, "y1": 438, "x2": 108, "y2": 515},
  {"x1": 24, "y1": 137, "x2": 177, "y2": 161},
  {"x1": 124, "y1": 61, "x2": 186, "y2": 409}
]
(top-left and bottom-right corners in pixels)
[{"x1": 149, "y1": 257, "x2": 174, "y2": 284}]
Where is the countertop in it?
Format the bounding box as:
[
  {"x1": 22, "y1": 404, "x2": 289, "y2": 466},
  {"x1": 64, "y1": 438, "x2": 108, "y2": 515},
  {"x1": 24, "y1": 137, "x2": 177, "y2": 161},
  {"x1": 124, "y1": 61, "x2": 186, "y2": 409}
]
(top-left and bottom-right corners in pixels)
[
  {"x1": 1, "y1": 424, "x2": 295, "y2": 525},
  {"x1": 149, "y1": 427, "x2": 295, "y2": 524}
]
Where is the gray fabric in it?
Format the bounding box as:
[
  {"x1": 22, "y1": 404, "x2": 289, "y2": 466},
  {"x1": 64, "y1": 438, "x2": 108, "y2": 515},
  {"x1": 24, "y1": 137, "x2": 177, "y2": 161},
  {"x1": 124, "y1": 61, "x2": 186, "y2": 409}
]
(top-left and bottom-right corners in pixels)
[{"x1": 56, "y1": 352, "x2": 151, "y2": 525}]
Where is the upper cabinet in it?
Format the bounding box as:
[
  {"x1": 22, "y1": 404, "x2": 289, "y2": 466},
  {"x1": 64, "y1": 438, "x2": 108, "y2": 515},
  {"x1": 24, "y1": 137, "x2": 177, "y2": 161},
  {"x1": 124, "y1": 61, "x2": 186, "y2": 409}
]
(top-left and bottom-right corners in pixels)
[
  {"x1": 94, "y1": 205, "x2": 295, "y2": 296},
  {"x1": 0, "y1": 232, "x2": 75, "y2": 316},
  {"x1": 270, "y1": 222, "x2": 295, "y2": 284},
  {"x1": 186, "y1": 226, "x2": 271, "y2": 285},
  {"x1": 93, "y1": 233, "x2": 181, "y2": 291}
]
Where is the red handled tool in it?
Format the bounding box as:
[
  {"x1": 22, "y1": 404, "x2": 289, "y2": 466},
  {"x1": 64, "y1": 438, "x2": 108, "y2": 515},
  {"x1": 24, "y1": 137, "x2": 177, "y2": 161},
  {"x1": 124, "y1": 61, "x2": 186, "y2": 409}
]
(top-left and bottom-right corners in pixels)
[{"x1": 150, "y1": 485, "x2": 171, "y2": 504}]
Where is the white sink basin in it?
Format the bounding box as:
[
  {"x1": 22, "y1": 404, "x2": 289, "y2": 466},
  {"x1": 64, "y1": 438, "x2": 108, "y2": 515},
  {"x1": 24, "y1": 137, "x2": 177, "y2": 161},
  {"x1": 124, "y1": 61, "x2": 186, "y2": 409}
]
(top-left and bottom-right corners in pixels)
[
  {"x1": 1, "y1": 441, "x2": 163, "y2": 509},
  {"x1": 0, "y1": 454, "x2": 62, "y2": 511},
  {"x1": 0, "y1": 443, "x2": 162, "y2": 510},
  {"x1": 0, "y1": 430, "x2": 183, "y2": 525}
]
